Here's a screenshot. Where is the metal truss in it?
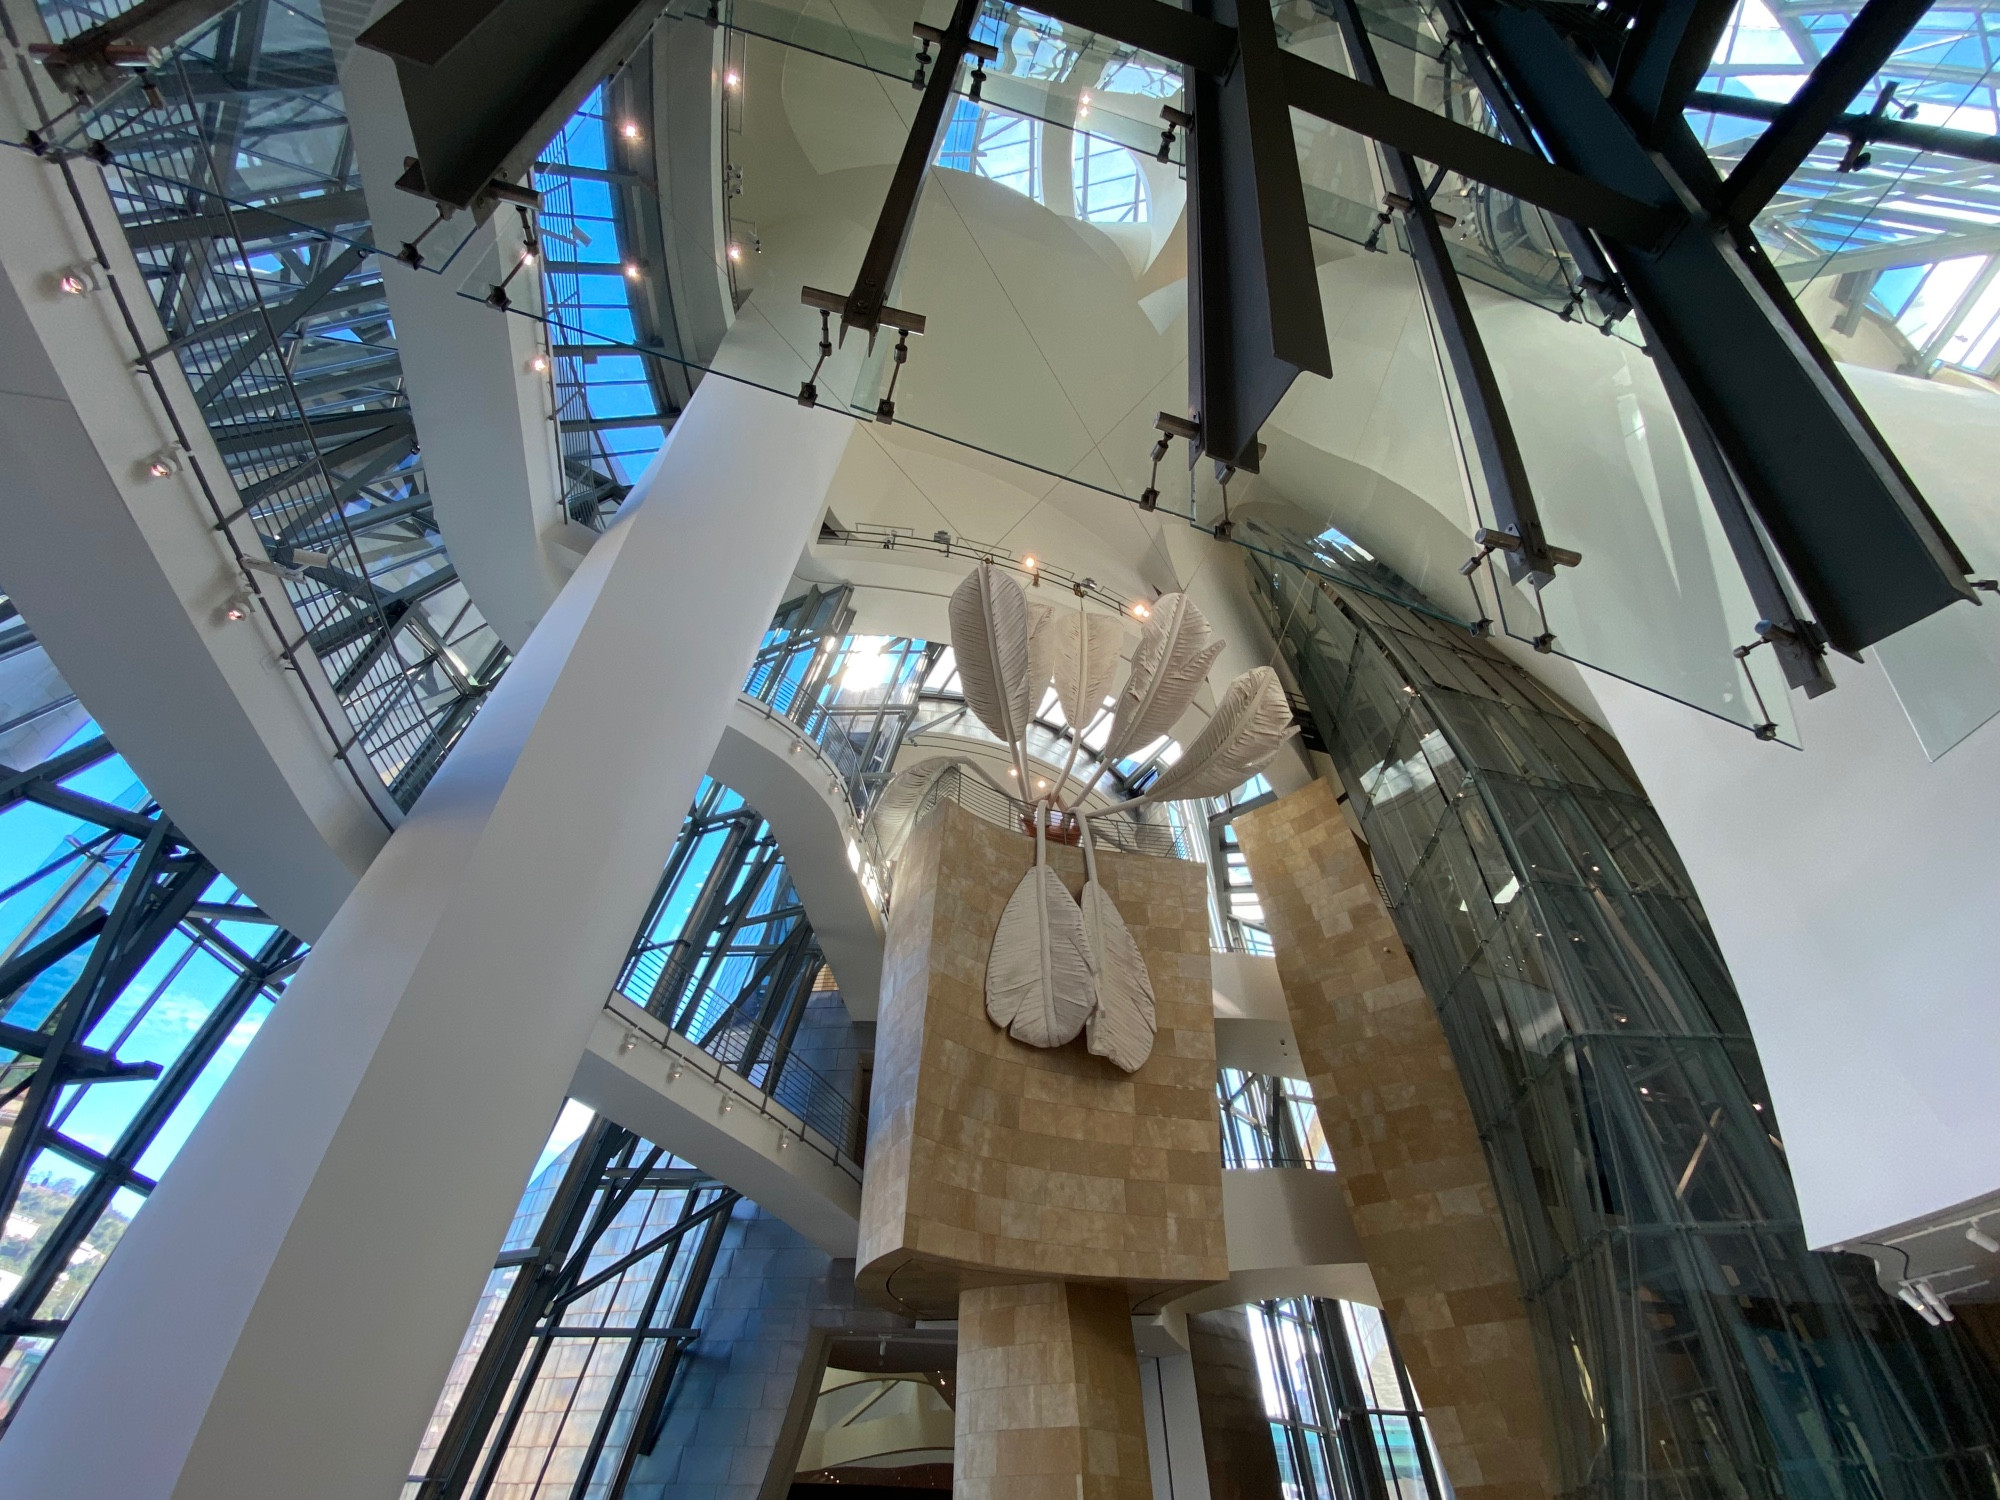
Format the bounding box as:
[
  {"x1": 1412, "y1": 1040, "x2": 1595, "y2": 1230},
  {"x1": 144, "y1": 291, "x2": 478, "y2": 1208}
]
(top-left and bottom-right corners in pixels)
[
  {"x1": 1217, "y1": 1067, "x2": 1330, "y2": 1169},
  {"x1": 29, "y1": 0, "x2": 509, "y2": 805},
  {"x1": 408, "y1": 1117, "x2": 739, "y2": 1500},
  {"x1": 0, "y1": 689, "x2": 305, "y2": 1425}
]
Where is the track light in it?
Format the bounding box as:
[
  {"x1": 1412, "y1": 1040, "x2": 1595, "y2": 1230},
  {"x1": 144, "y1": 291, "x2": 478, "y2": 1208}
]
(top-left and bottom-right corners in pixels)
[
  {"x1": 624, "y1": 262, "x2": 642, "y2": 280},
  {"x1": 145, "y1": 450, "x2": 180, "y2": 479},
  {"x1": 56, "y1": 264, "x2": 97, "y2": 296},
  {"x1": 1916, "y1": 1280, "x2": 1956, "y2": 1322},
  {"x1": 527, "y1": 353, "x2": 549, "y2": 374},
  {"x1": 621, "y1": 119, "x2": 643, "y2": 140},
  {"x1": 1021, "y1": 555, "x2": 1037, "y2": 572},
  {"x1": 1130, "y1": 601, "x2": 1150, "y2": 620},
  {"x1": 724, "y1": 70, "x2": 740, "y2": 89},
  {"x1": 222, "y1": 593, "x2": 252, "y2": 623},
  {"x1": 1897, "y1": 1285, "x2": 1942, "y2": 1325},
  {"x1": 1970, "y1": 1224, "x2": 2000, "y2": 1254}
]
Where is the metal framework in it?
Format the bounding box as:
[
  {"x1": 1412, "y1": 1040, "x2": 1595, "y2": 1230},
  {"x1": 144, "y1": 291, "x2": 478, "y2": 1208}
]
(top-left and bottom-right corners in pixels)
[
  {"x1": 1247, "y1": 1294, "x2": 1443, "y2": 1500},
  {"x1": 28, "y1": 0, "x2": 508, "y2": 805},
  {"x1": 1217, "y1": 1066, "x2": 1333, "y2": 1170},
  {"x1": 1248, "y1": 516, "x2": 2000, "y2": 1496},
  {"x1": 0, "y1": 664, "x2": 305, "y2": 1426},
  {"x1": 407, "y1": 1118, "x2": 740, "y2": 1500}
]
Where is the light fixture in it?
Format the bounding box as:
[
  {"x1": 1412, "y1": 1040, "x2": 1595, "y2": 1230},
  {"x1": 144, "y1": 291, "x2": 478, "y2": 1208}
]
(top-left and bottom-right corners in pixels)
[
  {"x1": 624, "y1": 261, "x2": 642, "y2": 280},
  {"x1": 1008, "y1": 767, "x2": 1018, "y2": 778},
  {"x1": 728, "y1": 244, "x2": 742, "y2": 262},
  {"x1": 724, "y1": 69, "x2": 741, "y2": 89},
  {"x1": 719, "y1": 1098, "x2": 732, "y2": 1115},
  {"x1": 1915, "y1": 1280, "x2": 1956, "y2": 1322},
  {"x1": 1036, "y1": 778, "x2": 1047, "y2": 790},
  {"x1": 56, "y1": 264, "x2": 96, "y2": 296},
  {"x1": 619, "y1": 1031, "x2": 638, "y2": 1055},
  {"x1": 667, "y1": 1062, "x2": 684, "y2": 1084},
  {"x1": 1130, "y1": 601, "x2": 1150, "y2": 620},
  {"x1": 528, "y1": 353, "x2": 549, "y2": 374},
  {"x1": 222, "y1": 594, "x2": 252, "y2": 623},
  {"x1": 1970, "y1": 1224, "x2": 2000, "y2": 1254},
  {"x1": 1022, "y1": 555, "x2": 1037, "y2": 571},
  {"x1": 520, "y1": 247, "x2": 537, "y2": 265},
  {"x1": 621, "y1": 119, "x2": 642, "y2": 140},
  {"x1": 145, "y1": 450, "x2": 180, "y2": 479},
  {"x1": 1897, "y1": 1285, "x2": 1942, "y2": 1325}
]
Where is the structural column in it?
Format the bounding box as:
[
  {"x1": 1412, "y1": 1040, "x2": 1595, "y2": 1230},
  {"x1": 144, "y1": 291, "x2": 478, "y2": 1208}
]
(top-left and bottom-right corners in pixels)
[
  {"x1": 0, "y1": 380, "x2": 855, "y2": 1500},
  {"x1": 1235, "y1": 779, "x2": 1557, "y2": 1500},
  {"x1": 957, "y1": 1281, "x2": 1153, "y2": 1500}
]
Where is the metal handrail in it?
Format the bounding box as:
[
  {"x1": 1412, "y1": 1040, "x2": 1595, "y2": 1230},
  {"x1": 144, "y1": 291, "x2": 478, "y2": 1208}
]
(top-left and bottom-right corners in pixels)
[{"x1": 603, "y1": 994, "x2": 864, "y2": 1184}]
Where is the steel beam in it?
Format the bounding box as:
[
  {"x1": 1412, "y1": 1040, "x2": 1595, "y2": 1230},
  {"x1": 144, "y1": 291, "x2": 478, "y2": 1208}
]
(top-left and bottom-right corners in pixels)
[
  {"x1": 1330, "y1": 0, "x2": 1559, "y2": 586},
  {"x1": 1279, "y1": 53, "x2": 1671, "y2": 246},
  {"x1": 1717, "y1": 0, "x2": 1939, "y2": 224},
  {"x1": 192, "y1": 241, "x2": 369, "y2": 407},
  {"x1": 1187, "y1": 0, "x2": 1330, "y2": 472},
  {"x1": 1613, "y1": 0, "x2": 1744, "y2": 141},
  {"x1": 838, "y1": 0, "x2": 983, "y2": 336},
  {"x1": 359, "y1": 0, "x2": 671, "y2": 212},
  {"x1": 1463, "y1": 0, "x2": 1972, "y2": 653},
  {"x1": 1689, "y1": 88, "x2": 2000, "y2": 167}
]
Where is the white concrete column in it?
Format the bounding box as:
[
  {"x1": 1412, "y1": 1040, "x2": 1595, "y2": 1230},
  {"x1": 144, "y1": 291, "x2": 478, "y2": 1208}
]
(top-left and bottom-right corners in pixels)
[{"x1": 0, "y1": 380, "x2": 855, "y2": 1500}]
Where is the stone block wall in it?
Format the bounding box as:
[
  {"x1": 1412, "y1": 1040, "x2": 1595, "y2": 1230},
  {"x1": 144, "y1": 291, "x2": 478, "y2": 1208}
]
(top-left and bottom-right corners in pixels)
[
  {"x1": 956, "y1": 1280, "x2": 1152, "y2": 1500},
  {"x1": 1235, "y1": 779, "x2": 1556, "y2": 1500},
  {"x1": 857, "y1": 798, "x2": 1226, "y2": 1311}
]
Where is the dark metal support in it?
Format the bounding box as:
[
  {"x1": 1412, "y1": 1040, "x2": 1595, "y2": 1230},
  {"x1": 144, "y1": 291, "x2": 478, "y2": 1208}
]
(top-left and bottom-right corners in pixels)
[
  {"x1": 1688, "y1": 89, "x2": 2000, "y2": 168},
  {"x1": 1716, "y1": 0, "x2": 1939, "y2": 224},
  {"x1": 1187, "y1": 0, "x2": 1331, "y2": 472},
  {"x1": 1332, "y1": 0, "x2": 1561, "y2": 587},
  {"x1": 1463, "y1": 0, "x2": 1972, "y2": 654},
  {"x1": 1612, "y1": 0, "x2": 1743, "y2": 141},
  {"x1": 838, "y1": 0, "x2": 983, "y2": 337}
]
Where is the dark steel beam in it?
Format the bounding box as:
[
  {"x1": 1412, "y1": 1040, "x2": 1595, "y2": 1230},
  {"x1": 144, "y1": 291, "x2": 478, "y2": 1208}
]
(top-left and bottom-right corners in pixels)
[
  {"x1": 306, "y1": 563, "x2": 461, "y2": 656},
  {"x1": 1187, "y1": 0, "x2": 1330, "y2": 472},
  {"x1": 192, "y1": 241, "x2": 369, "y2": 407},
  {"x1": 839, "y1": 0, "x2": 983, "y2": 335},
  {"x1": 1278, "y1": 52, "x2": 1673, "y2": 246},
  {"x1": 1691, "y1": 86, "x2": 2000, "y2": 166},
  {"x1": 1717, "y1": 0, "x2": 1938, "y2": 223},
  {"x1": 1613, "y1": 0, "x2": 1743, "y2": 141},
  {"x1": 123, "y1": 188, "x2": 370, "y2": 249},
  {"x1": 210, "y1": 406, "x2": 413, "y2": 454},
  {"x1": 1329, "y1": 0, "x2": 1560, "y2": 586},
  {"x1": 34, "y1": 0, "x2": 241, "y2": 101},
  {"x1": 18, "y1": 784, "x2": 156, "y2": 839},
  {"x1": 359, "y1": 0, "x2": 671, "y2": 211},
  {"x1": 1462, "y1": 0, "x2": 1972, "y2": 653},
  {"x1": 0, "y1": 908, "x2": 109, "y2": 1000}
]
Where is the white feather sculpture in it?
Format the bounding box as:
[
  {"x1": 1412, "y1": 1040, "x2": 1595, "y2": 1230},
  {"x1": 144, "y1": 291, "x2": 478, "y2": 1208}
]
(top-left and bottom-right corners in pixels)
[
  {"x1": 865, "y1": 755, "x2": 990, "y2": 866},
  {"x1": 1025, "y1": 601, "x2": 1058, "y2": 722},
  {"x1": 948, "y1": 563, "x2": 1034, "y2": 756},
  {"x1": 1049, "y1": 599, "x2": 1125, "y2": 803},
  {"x1": 986, "y1": 806, "x2": 1096, "y2": 1048},
  {"x1": 1092, "y1": 593, "x2": 1224, "y2": 788},
  {"x1": 1078, "y1": 815, "x2": 1155, "y2": 1072},
  {"x1": 1129, "y1": 667, "x2": 1298, "y2": 806}
]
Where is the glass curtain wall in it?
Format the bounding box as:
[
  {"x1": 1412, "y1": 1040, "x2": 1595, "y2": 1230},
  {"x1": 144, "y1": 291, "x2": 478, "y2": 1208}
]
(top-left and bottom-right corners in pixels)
[
  {"x1": 1217, "y1": 1068, "x2": 1335, "y2": 1172},
  {"x1": 1245, "y1": 520, "x2": 2000, "y2": 1497},
  {"x1": 404, "y1": 1113, "x2": 740, "y2": 1500},
  {"x1": 0, "y1": 630, "x2": 306, "y2": 1426},
  {"x1": 1248, "y1": 1295, "x2": 1443, "y2": 1500}
]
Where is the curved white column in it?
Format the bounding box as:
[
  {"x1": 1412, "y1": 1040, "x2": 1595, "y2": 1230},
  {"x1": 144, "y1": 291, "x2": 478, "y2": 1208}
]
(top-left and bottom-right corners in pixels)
[
  {"x1": 712, "y1": 695, "x2": 886, "y2": 1018},
  {"x1": 0, "y1": 380, "x2": 854, "y2": 1500},
  {"x1": 0, "y1": 55, "x2": 397, "y2": 939},
  {"x1": 1171, "y1": 1167, "x2": 1379, "y2": 1315}
]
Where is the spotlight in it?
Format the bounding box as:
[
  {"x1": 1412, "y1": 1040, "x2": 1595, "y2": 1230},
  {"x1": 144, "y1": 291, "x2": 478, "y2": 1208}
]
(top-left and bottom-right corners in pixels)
[
  {"x1": 1896, "y1": 1285, "x2": 1941, "y2": 1325},
  {"x1": 145, "y1": 450, "x2": 180, "y2": 479},
  {"x1": 1130, "y1": 601, "x2": 1150, "y2": 620},
  {"x1": 724, "y1": 70, "x2": 741, "y2": 89},
  {"x1": 222, "y1": 593, "x2": 252, "y2": 623},
  {"x1": 1036, "y1": 778, "x2": 1047, "y2": 790},
  {"x1": 1021, "y1": 555, "x2": 1037, "y2": 571},
  {"x1": 56, "y1": 264, "x2": 96, "y2": 296},
  {"x1": 528, "y1": 353, "x2": 550, "y2": 374},
  {"x1": 624, "y1": 262, "x2": 642, "y2": 280},
  {"x1": 621, "y1": 119, "x2": 642, "y2": 140},
  {"x1": 1007, "y1": 767, "x2": 1018, "y2": 778},
  {"x1": 1969, "y1": 1224, "x2": 2000, "y2": 1254},
  {"x1": 728, "y1": 244, "x2": 742, "y2": 262}
]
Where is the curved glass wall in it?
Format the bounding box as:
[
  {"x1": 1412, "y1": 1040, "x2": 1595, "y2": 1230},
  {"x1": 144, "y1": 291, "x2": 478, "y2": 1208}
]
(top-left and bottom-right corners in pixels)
[{"x1": 1245, "y1": 522, "x2": 2000, "y2": 1497}]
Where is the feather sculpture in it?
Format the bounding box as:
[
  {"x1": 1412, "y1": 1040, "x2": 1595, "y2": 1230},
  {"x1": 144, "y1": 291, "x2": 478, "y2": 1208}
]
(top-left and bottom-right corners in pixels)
[
  {"x1": 1076, "y1": 594, "x2": 1224, "y2": 807},
  {"x1": 1049, "y1": 599, "x2": 1124, "y2": 804},
  {"x1": 986, "y1": 805, "x2": 1097, "y2": 1048},
  {"x1": 1025, "y1": 601, "x2": 1058, "y2": 723},
  {"x1": 1129, "y1": 667, "x2": 1297, "y2": 806},
  {"x1": 866, "y1": 755, "x2": 988, "y2": 866},
  {"x1": 948, "y1": 563, "x2": 1034, "y2": 775},
  {"x1": 1078, "y1": 815, "x2": 1155, "y2": 1072}
]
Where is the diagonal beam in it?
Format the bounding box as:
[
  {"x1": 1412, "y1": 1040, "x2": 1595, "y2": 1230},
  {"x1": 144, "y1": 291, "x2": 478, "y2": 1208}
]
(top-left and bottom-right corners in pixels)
[
  {"x1": 1328, "y1": 0, "x2": 1560, "y2": 585},
  {"x1": 1278, "y1": 53, "x2": 1673, "y2": 246},
  {"x1": 839, "y1": 0, "x2": 983, "y2": 335},
  {"x1": 193, "y1": 241, "x2": 369, "y2": 407},
  {"x1": 1717, "y1": 0, "x2": 1938, "y2": 224},
  {"x1": 123, "y1": 188, "x2": 371, "y2": 249},
  {"x1": 1614, "y1": 0, "x2": 1744, "y2": 140},
  {"x1": 1689, "y1": 87, "x2": 2000, "y2": 167}
]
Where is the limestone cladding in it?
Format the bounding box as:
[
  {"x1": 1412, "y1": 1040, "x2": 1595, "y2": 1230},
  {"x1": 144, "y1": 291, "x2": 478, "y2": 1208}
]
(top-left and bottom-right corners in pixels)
[
  {"x1": 858, "y1": 798, "x2": 1227, "y2": 1310},
  {"x1": 1234, "y1": 779, "x2": 1557, "y2": 1500},
  {"x1": 956, "y1": 1281, "x2": 1154, "y2": 1500}
]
